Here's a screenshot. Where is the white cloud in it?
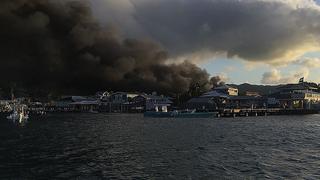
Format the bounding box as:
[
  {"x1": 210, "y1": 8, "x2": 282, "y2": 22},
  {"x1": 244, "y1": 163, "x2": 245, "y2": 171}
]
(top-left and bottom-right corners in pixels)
[
  {"x1": 292, "y1": 57, "x2": 320, "y2": 68},
  {"x1": 219, "y1": 73, "x2": 230, "y2": 83},
  {"x1": 261, "y1": 68, "x2": 309, "y2": 84},
  {"x1": 270, "y1": 0, "x2": 320, "y2": 9},
  {"x1": 223, "y1": 66, "x2": 235, "y2": 73},
  {"x1": 243, "y1": 61, "x2": 266, "y2": 71}
]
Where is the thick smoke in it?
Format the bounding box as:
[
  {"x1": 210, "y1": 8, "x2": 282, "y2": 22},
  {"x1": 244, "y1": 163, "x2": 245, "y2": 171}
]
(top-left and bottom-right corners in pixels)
[
  {"x1": 210, "y1": 76, "x2": 225, "y2": 88},
  {"x1": 0, "y1": 0, "x2": 216, "y2": 95},
  {"x1": 94, "y1": 0, "x2": 320, "y2": 64}
]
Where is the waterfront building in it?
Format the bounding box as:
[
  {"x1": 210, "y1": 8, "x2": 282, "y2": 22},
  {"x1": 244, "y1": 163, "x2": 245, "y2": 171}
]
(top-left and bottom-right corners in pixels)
[
  {"x1": 132, "y1": 94, "x2": 173, "y2": 112},
  {"x1": 185, "y1": 97, "x2": 217, "y2": 111},
  {"x1": 245, "y1": 91, "x2": 261, "y2": 97},
  {"x1": 95, "y1": 91, "x2": 110, "y2": 101},
  {"x1": 269, "y1": 82, "x2": 320, "y2": 109},
  {"x1": 228, "y1": 96, "x2": 267, "y2": 109},
  {"x1": 278, "y1": 82, "x2": 318, "y2": 92},
  {"x1": 186, "y1": 85, "x2": 236, "y2": 110},
  {"x1": 201, "y1": 89, "x2": 231, "y2": 98},
  {"x1": 95, "y1": 91, "x2": 112, "y2": 112},
  {"x1": 209, "y1": 85, "x2": 238, "y2": 96},
  {"x1": 69, "y1": 100, "x2": 100, "y2": 112},
  {"x1": 108, "y1": 92, "x2": 140, "y2": 112},
  {"x1": 109, "y1": 92, "x2": 139, "y2": 103},
  {"x1": 52, "y1": 96, "x2": 99, "y2": 112},
  {"x1": 187, "y1": 85, "x2": 267, "y2": 110}
]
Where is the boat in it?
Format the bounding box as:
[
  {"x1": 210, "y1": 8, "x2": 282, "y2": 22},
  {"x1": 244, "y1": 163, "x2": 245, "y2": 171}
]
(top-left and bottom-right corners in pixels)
[
  {"x1": 144, "y1": 110, "x2": 218, "y2": 118},
  {"x1": 7, "y1": 105, "x2": 29, "y2": 123},
  {"x1": 89, "y1": 109, "x2": 99, "y2": 114},
  {"x1": 144, "y1": 111, "x2": 173, "y2": 118},
  {"x1": 7, "y1": 110, "x2": 29, "y2": 123},
  {"x1": 18, "y1": 107, "x2": 29, "y2": 123}
]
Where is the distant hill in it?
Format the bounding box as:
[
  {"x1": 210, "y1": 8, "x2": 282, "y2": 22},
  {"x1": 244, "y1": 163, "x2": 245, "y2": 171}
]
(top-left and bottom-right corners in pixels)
[{"x1": 228, "y1": 83, "x2": 280, "y2": 96}]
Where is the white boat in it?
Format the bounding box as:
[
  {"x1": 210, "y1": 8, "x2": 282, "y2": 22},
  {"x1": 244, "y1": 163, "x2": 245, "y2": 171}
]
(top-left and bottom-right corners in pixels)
[
  {"x1": 7, "y1": 105, "x2": 29, "y2": 123},
  {"x1": 19, "y1": 107, "x2": 29, "y2": 123}
]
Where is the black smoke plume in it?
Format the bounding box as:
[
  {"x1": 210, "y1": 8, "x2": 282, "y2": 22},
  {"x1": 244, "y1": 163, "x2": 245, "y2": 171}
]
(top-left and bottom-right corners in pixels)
[
  {"x1": 210, "y1": 76, "x2": 225, "y2": 89},
  {"x1": 0, "y1": 0, "x2": 216, "y2": 96}
]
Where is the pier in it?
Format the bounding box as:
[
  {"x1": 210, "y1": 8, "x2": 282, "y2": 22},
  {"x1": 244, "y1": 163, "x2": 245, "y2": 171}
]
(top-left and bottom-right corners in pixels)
[{"x1": 217, "y1": 108, "x2": 318, "y2": 117}]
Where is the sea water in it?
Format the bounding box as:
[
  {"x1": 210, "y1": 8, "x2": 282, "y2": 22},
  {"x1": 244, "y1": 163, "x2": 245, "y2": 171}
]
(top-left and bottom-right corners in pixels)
[{"x1": 0, "y1": 113, "x2": 319, "y2": 179}]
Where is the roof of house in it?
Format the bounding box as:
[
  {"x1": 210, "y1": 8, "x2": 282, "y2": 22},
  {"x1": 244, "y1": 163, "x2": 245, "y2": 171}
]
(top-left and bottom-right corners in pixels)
[
  {"x1": 293, "y1": 90, "x2": 320, "y2": 95},
  {"x1": 229, "y1": 96, "x2": 265, "y2": 100},
  {"x1": 214, "y1": 85, "x2": 237, "y2": 90},
  {"x1": 137, "y1": 94, "x2": 173, "y2": 103},
  {"x1": 278, "y1": 83, "x2": 318, "y2": 91},
  {"x1": 187, "y1": 97, "x2": 214, "y2": 103}
]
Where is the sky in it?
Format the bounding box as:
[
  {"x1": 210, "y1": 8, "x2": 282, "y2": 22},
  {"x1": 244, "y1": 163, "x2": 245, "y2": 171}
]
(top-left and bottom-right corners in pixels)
[
  {"x1": 1, "y1": 0, "x2": 320, "y2": 95},
  {"x1": 90, "y1": 0, "x2": 320, "y2": 85}
]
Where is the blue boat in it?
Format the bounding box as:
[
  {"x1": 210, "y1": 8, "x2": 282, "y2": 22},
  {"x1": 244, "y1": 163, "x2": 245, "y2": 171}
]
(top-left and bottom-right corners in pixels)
[{"x1": 144, "y1": 111, "x2": 173, "y2": 118}]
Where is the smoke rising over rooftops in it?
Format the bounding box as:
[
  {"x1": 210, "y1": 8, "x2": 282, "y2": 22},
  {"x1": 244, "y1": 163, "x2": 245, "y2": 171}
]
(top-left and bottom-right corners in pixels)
[
  {"x1": 0, "y1": 0, "x2": 216, "y2": 95},
  {"x1": 3, "y1": 0, "x2": 319, "y2": 94}
]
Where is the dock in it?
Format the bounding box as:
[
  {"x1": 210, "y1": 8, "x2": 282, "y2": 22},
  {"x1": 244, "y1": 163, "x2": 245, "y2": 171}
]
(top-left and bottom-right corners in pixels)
[{"x1": 217, "y1": 108, "x2": 318, "y2": 117}]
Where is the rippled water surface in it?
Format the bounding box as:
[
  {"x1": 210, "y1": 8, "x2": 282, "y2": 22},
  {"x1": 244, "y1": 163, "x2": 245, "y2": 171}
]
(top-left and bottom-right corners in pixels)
[{"x1": 0, "y1": 113, "x2": 320, "y2": 179}]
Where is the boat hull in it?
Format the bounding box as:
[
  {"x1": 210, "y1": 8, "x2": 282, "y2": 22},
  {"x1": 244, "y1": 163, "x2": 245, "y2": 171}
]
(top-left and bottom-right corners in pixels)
[{"x1": 144, "y1": 111, "x2": 173, "y2": 118}]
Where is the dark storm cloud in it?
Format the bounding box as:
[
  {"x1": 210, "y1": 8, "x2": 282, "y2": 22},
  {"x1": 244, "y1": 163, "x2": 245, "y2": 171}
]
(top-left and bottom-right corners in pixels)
[
  {"x1": 0, "y1": 0, "x2": 215, "y2": 94},
  {"x1": 124, "y1": 0, "x2": 320, "y2": 62}
]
